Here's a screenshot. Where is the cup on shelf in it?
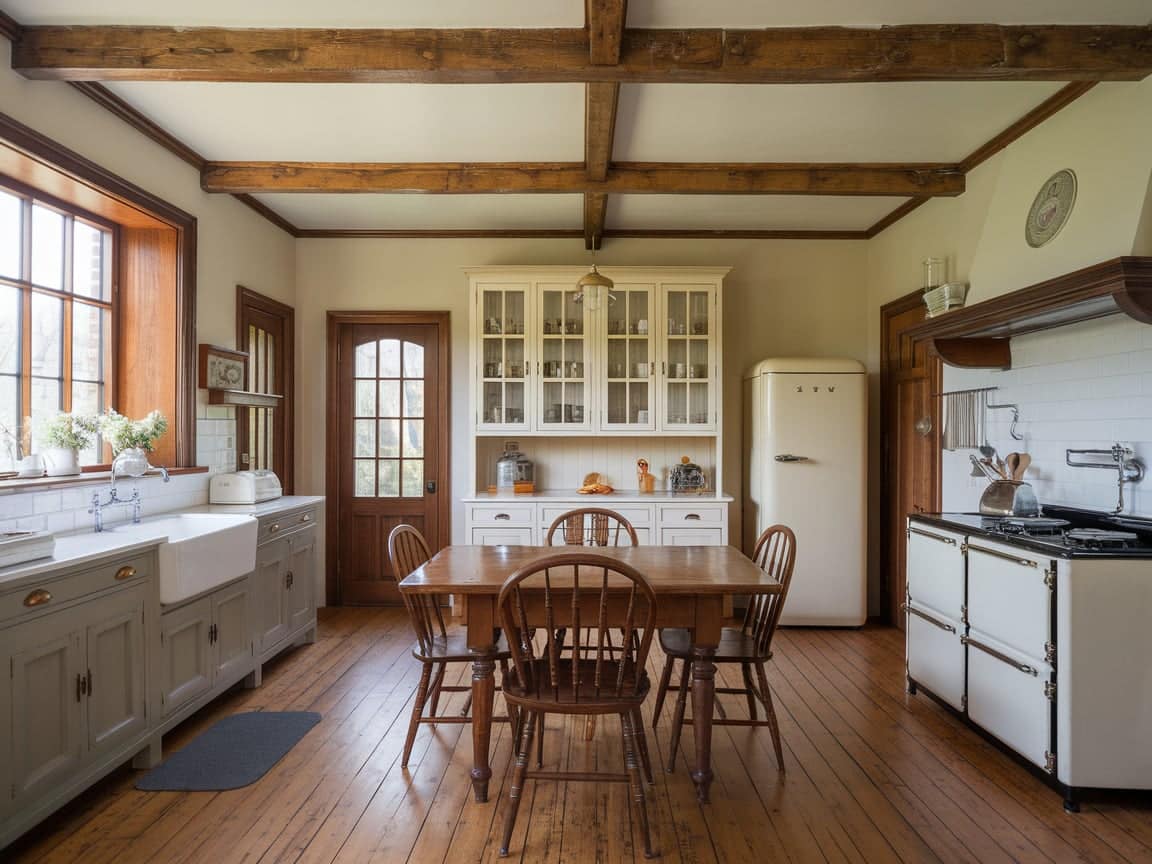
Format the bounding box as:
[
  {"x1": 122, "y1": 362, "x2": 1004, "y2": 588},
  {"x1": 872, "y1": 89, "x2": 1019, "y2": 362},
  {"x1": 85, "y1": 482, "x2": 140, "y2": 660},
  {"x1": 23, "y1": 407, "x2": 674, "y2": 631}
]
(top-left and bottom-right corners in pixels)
[
  {"x1": 632, "y1": 362, "x2": 648, "y2": 378},
  {"x1": 637, "y1": 319, "x2": 649, "y2": 334},
  {"x1": 636, "y1": 409, "x2": 650, "y2": 424},
  {"x1": 671, "y1": 363, "x2": 686, "y2": 378}
]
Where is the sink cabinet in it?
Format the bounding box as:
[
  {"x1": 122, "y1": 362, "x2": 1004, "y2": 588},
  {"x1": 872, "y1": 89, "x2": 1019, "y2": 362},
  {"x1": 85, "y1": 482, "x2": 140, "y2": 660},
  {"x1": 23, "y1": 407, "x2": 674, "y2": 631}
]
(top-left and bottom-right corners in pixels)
[{"x1": 253, "y1": 509, "x2": 318, "y2": 669}]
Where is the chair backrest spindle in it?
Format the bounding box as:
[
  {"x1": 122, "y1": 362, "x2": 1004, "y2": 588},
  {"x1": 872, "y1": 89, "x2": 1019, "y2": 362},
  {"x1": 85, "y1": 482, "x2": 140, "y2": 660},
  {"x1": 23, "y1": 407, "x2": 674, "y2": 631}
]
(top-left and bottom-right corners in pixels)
[
  {"x1": 546, "y1": 508, "x2": 639, "y2": 548},
  {"x1": 387, "y1": 524, "x2": 442, "y2": 655},
  {"x1": 741, "y1": 525, "x2": 798, "y2": 659}
]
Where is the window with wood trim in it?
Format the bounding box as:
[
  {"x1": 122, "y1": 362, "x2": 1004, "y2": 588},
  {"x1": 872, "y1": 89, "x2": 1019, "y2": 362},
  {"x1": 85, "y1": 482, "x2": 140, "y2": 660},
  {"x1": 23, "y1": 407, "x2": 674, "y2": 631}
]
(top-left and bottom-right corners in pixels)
[
  {"x1": 0, "y1": 181, "x2": 115, "y2": 471},
  {"x1": 237, "y1": 286, "x2": 294, "y2": 491}
]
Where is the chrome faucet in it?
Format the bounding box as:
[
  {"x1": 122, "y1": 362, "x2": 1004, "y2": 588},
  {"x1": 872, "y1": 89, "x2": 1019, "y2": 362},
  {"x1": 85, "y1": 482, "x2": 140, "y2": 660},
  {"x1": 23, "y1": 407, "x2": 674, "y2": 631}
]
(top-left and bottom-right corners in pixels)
[
  {"x1": 1066, "y1": 443, "x2": 1145, "y2": 514},
  {"x1": 89, "y1": 459, "x2": 171, "y2": 532}
]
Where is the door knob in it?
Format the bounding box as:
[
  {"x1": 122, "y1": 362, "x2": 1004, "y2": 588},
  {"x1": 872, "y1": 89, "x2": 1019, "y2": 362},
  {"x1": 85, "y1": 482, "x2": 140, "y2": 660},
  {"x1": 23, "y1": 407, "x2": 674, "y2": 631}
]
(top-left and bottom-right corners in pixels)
[{"x1": 425, "y1": 480, "x2": 437, "y2": 493}]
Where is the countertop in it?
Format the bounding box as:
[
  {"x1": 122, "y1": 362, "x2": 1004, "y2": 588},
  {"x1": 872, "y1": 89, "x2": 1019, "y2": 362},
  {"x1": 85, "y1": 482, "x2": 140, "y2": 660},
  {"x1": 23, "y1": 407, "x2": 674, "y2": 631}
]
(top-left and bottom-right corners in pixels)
[
  {"x1": 909, "y1": 510, "x2": 1152, "y2": 559},
  {"x1": 0, "y1": 495, "x2": 325, "y2": 589},
  {"x1": 461, "y1": 490, "x2": 733, "y2": 503}
]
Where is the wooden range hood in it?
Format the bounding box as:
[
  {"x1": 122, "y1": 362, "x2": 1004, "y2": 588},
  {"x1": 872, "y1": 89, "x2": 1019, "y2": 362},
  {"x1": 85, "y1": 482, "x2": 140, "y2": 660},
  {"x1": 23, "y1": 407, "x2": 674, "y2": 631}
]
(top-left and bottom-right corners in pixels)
[{"x1": 904, "y1": 256, "x2": 1152, "y2": 369}]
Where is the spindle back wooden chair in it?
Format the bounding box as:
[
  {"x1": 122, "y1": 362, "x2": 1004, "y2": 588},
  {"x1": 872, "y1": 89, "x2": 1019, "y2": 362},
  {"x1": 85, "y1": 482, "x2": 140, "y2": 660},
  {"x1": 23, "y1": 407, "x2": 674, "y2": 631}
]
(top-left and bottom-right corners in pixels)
[
  {"x1": 653, "y1": 524, "x2": 797, "y2": 772},
  {"x1": 496, "y1": 552, "x2": 659, "y2": 859},
  {"x1": 545, "y1": 506, "x2": 640, "y2": 547},
  {"x1": 387, "y1": 524, "x2": 514, "y2": 769}
]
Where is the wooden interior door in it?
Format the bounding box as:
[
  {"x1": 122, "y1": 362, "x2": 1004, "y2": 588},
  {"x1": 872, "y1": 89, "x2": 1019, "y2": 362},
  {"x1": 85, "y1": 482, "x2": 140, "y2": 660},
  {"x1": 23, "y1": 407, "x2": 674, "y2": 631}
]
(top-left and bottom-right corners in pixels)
[
  {"x1": 880, "y1": 292, "x2": 942, "y2": 628},
  {"x1": 329, "y1": 313, "x2": 449, "y2": 605}
]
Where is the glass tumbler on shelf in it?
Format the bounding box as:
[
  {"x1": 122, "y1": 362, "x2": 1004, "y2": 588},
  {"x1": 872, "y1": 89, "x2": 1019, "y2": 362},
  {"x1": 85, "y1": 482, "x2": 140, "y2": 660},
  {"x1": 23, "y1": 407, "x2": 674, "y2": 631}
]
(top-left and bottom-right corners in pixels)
[{"x1": 923, "y1": 257, "x2": 947, "y2": 289}]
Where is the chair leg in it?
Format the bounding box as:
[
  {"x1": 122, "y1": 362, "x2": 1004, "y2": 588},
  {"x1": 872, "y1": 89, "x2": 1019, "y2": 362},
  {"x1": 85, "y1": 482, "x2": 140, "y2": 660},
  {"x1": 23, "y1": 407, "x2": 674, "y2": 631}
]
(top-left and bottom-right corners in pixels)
[
  {"x1": 755, "y1": 661, "x2": 785, "y2": 772},
  {"x1": 427, "y1": 661, "x2": 447, "y2": 718},
  {"x1": 631, "y1": 707, "x2": 654, "y2": 785},
  {"x1": 402, "y1": 661, "x2": 434, "y2": 769},
  {"x1": 497, "y1": 659, "x2": 515, "y2": 731},
  {"x1": 741, "y1": 662, "x2": 758, "y2": 722},
  {"x1": 666, "y1": 658, "x2": 692, "y2": 773},
  {"x1": 652, "y1": 654, "x2": 674, "y2": 729},
  {"x1": 500, "y1": 709, "x2": 537, "y2": 858},
  {"x1": 622, "y1": 712, "x2": 657, "y2": 858}
]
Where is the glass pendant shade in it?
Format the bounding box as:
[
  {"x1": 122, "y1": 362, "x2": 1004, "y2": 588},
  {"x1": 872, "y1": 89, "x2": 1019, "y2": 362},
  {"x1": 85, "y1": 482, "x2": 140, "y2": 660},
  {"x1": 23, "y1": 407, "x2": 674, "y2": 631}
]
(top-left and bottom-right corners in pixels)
[{"x1": 576, "y1": 265, "x2": 614, "y2": 311}]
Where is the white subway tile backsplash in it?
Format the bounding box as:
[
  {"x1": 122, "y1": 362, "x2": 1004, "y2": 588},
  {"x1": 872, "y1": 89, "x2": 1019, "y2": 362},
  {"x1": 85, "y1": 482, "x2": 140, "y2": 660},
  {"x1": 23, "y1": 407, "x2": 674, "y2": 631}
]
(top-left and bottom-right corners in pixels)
[{"x1": 942, "y1": 316, "x2": 1152, "y2": 516}]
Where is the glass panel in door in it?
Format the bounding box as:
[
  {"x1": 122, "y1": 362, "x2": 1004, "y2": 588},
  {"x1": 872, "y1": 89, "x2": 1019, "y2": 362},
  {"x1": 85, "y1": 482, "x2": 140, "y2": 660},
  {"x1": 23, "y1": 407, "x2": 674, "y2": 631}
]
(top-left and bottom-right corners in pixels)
[
  {"x1": 479, "y1": 287, "x2": 528, "y2": 428},
  {"x1": 663, "y1": 287, "x2": 713, "y2": 429},
  {"x1": 538, "y1": 286, "x2": 589, "y2": 429},
  {"x1": 604, "y1": 285, "x2": 653, "y2": 429}
]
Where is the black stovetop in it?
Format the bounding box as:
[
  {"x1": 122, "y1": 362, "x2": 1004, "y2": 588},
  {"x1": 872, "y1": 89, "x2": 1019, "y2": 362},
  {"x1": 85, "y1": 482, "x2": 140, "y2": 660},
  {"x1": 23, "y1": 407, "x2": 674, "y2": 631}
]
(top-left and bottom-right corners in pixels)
[{"x1": 914, "y1": 506, "x2": 1152, "y2": 559}]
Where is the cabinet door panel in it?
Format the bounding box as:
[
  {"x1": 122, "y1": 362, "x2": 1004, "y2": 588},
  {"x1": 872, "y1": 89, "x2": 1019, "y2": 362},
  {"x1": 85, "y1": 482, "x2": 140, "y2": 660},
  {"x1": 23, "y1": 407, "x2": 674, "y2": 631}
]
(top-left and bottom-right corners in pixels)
[
  {"x1": 286, "y1": 531, "x2": 316, "y2": 635},
  {"x1": 255, "y1": 538, "x2": 289, "y2": 652},
  {"x1": 160, "y1": 597, "x2": 213, "y2": 717},
  {"x1": 906, "y1": 524, "x2": 966, "y2": 619},
  {"x1": 213, "y1": 581, "x2": 253, "y2": 685},
  {"x1": 477, "y1": 283, "x2": 531, "y2": 431},
  {"x1": 659, "y1": 527, "x2": 724, "y2": 546},
  {"x1": 85, "y1": 588, "x2": 147, "y2": 756},
  {"x1": 905, "y1": 603, "x2": 965, "y2": 711},
  {"x1": 7, "y1": 620, "x2": 83, "y2": 805},
  {"x1": 471, "y1": 527, "x2": 534, "y2": 546},
  {"x1": 659, "y1": 285, "x2": 717, "y2": 432}
]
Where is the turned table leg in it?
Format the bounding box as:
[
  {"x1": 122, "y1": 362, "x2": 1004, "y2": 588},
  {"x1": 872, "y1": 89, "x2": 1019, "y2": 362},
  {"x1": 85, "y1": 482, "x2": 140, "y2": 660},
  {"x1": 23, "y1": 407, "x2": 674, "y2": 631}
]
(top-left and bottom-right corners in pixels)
[
  {"x1": 689, "y1": 646, "x2": 717, "y2": 804},
  {"x1": 467, "y1": 596, "x2": 498, "y2": 803}
]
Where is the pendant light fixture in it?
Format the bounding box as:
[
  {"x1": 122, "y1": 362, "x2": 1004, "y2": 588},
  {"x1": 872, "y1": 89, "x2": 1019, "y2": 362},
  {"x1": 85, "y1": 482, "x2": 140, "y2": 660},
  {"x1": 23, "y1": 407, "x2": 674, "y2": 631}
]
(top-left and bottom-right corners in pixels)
[{"x1": 575, "y1": 237, "x2": 614, "y2": 311}]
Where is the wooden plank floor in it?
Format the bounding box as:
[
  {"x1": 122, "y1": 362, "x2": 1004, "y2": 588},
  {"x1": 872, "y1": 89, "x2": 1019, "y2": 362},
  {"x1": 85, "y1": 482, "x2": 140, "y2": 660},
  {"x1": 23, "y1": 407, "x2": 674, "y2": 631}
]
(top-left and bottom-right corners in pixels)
[{"x1": 8, "y1": 607, "x2": 1152, "y2": 863}]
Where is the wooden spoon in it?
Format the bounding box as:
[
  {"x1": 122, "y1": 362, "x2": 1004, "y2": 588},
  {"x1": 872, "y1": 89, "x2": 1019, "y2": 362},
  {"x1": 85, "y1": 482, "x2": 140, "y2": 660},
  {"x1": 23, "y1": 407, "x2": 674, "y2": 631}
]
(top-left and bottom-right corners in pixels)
[
  {"x1": 1014, "y1": 452, "x2": 1031, "y2": 481},
  {"x1": 1005, "y1": 453, "x2": 1020, "y2": 481}
]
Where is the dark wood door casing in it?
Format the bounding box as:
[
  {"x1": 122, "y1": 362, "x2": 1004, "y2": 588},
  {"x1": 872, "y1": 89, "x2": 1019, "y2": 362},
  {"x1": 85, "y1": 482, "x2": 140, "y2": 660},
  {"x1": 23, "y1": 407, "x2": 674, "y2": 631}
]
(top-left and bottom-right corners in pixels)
[
  {"x1": 236, "y1": 285, "x2": 295, "y2": 492},
  {"x1": 880, "y1": 290, "x2": 942, "y2": 628},
  {"x1": 326, "y1": 311, "x2": 451, "y2": 606}
]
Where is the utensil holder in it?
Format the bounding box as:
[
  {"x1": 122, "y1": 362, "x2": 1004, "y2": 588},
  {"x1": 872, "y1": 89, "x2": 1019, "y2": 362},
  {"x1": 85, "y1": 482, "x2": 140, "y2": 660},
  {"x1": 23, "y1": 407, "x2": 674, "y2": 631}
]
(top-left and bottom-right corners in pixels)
[{"x1": 978, "y1": 480, "x2": 1039, "y2": 517}]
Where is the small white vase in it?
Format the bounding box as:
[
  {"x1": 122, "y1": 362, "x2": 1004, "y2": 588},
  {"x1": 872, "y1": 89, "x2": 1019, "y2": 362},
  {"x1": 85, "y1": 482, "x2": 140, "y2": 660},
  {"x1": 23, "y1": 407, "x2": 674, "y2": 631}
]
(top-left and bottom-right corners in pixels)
[
  {"x1": 43, "y1": 447, "x2": 81, "y2": 477},
  {"x1": 112, "y1": 447, "x2": 151, "y2": 478}
]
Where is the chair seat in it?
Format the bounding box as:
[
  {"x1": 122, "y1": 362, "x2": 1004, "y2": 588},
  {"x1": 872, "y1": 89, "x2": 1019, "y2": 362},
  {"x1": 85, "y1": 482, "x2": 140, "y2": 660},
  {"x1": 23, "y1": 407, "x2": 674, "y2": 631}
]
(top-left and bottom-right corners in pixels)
[
  {"x1": 503, "y1": 659, "x2": 650, "y2": 713},
  {"x1": 412, "y1": 631, "x2": 511, "y2": 662},
  {"x1": 659, "y1": 627, "x2": 768, "y2": 662}
]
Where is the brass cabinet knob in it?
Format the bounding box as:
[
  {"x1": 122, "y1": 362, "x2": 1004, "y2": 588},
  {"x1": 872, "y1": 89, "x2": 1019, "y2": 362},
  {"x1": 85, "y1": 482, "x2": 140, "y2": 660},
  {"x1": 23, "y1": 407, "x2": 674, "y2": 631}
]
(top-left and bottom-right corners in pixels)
[
  {"x1": 24, "y1": 589, "x2": 52, "y2": 607},
  {"x1": 270, "y1": 523, "x2": 281, "y2": 533},
  {"x1": 115, "y1": 566, "x2": 138, "y2": 581},
  {"x1": 300, "y1": 513, "x2": 311, "y2": 523}
]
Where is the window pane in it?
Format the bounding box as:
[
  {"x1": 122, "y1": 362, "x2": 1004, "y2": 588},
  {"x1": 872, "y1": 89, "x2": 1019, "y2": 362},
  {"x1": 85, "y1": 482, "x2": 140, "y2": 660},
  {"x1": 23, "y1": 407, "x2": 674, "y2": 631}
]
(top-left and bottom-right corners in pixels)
[
  {"x1": 355, "y1": 380, "x2": 375, "y2": 417},
  {"x1": 72, "y1": 382, "x2": 101, "y2": 465},
  {"x1": 377, "y1": 418, "x2": 399, "y2": 458},
  {"x1": 402, "y1": 459, "x2": 424, "y2": 498},
  {"x1": 378, "y1": 380, "x2": 400, "y2": 417},
  {"x1": 354, "y1": 460, "x2": 375, "y2": 497},
  {"x1": 0, "y1": 190, "x2": 20, "y2": 279},
  {"x1": 354, "y1": 418, "x2": 375, "y2": 457},
  {"x1": 403, "y1": 419, "x2": 423, "y2": 458},
  {"x1": 31, "y1": 294, "x2": 63, "y2": 377},
  {"x1": 379, "y1": 339, "x2": 401, "y2": 378},
  {"x1": 0, "y1": 375, "x2": 17, "y2": 472},
  {"x1": 0, "y1": 284, "x2": 18, "y2": 373},
  {"x1": 31, "y1": 204, "x2": 64, "y2": 290},
  {"x1": 72, "y1": 302, "x2": 107, "y2": 382},
  {"x1": 377, "y1": 460, "x2": 399, "y2": 497},
  {"x1": 31, "y1": 377, "x2": 61, "y2": 419},
  {"x1": 403, "y1": 341, "x2": 425, "y2": 378},
  {"x1": 72, "y1": 221, "x2": 108, "y2": 299},
  {"x1": 354, "y1": 340, "x2": 376, "y2": 377},
  {"x1": 402, "y1": 380, "x2": 424, "y2": 417}
]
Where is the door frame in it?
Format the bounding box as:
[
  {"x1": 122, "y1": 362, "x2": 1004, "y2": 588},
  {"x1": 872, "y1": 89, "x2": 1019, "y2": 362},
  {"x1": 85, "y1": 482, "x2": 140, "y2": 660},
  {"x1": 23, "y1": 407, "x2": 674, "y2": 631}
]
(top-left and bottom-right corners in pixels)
[
  {"x1": 236, "y1": 285, "x2": 295, "y2": 492},
  {"x1": 325, "y1": 311, "x2": 451, "y2": 605}
]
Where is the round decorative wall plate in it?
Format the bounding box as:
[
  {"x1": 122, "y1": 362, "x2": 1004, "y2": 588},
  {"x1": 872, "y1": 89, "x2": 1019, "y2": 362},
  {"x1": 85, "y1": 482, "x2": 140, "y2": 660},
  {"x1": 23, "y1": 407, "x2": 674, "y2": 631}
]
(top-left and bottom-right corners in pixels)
[{"x1": 1025, "y1": 169, "x2": 1077, "y2": 248}]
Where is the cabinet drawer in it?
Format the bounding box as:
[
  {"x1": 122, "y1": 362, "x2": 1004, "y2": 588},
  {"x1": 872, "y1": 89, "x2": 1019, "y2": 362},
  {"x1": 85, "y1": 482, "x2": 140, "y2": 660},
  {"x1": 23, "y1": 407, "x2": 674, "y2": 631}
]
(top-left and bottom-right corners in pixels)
[
  {"x1": 659, "y1": 527, "x2": 724, "y2": 546},
  {"x1": 905, "y1": 602, "x2": 965, "y2": 711},
  {"x1": 540, "y1": 504, "x2": 653, "y2": 529},
  {"x1": 966, "y1": 539, "x2": 1052, "y2": 661},
  {"x1": 0, "y1": 553, "x2": 152, "y2": 623},
  {"x1": 259, "y1": 508, "x2": 317, "y2": 544},
  {"x1": 906, "y1": 523, "x2": 965, "y2": 619},
  {"x1": 472, "y1": 527, "x2": 534, "y2": 546},
  {"x1": 468, "y1": 505, "x2": 535, "y2": 526},
  {"x1": 657, "y1": 504, "x2": 725, "y2": 526}
]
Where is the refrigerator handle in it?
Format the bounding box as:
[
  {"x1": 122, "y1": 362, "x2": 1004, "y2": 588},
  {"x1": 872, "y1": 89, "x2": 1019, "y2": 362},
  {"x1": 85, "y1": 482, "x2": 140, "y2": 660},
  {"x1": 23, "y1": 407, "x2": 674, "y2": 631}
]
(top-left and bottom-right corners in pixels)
[{"x1": 774, "y1": 454, "x2": 810, "y2": 463}]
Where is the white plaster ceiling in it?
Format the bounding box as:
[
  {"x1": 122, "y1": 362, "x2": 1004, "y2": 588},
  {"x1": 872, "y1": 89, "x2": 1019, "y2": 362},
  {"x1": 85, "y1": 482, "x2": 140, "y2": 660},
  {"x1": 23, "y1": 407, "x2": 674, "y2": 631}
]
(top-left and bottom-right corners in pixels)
[
  {"x1": 607, "y1": 195, "x2": 907, "y2": 232},
  {"x1": 252, "y1": 193, "x2": 581, "y2": 231},
  {"x1": 6, "y1": 1, "x2": 1144, "y2": 234}
]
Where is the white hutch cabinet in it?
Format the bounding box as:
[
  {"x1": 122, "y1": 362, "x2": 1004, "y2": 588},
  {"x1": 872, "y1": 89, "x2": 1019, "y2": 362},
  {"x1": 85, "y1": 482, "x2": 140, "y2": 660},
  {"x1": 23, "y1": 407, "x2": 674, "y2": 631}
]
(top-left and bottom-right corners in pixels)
[{"x1": 465, "y1": 267, "x2": 732, "y2": 549}]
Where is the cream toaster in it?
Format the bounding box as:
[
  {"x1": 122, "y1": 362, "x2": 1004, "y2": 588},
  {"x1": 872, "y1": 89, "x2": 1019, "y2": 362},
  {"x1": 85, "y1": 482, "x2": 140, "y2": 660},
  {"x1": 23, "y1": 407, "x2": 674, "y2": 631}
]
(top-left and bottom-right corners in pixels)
[{"x1": 210, "y1": 470, "x2": 283, "y2": 504}]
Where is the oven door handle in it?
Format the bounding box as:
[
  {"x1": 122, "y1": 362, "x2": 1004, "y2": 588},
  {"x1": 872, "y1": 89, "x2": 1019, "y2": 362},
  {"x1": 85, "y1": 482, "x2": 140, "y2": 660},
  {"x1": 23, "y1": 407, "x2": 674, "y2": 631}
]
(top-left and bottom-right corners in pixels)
[
  {"x1": 965, "y1": 543, "x2": 1039, "y2": 568},
  {"x1": 908, "y1": 526, "x2": 958, "y2": 546},
  {"x1": 902, "y1": 603, "x2": 957, "y2": 634},
  {"x1": 962, "y1": 635, "x2": 1038, "y2": 677}
]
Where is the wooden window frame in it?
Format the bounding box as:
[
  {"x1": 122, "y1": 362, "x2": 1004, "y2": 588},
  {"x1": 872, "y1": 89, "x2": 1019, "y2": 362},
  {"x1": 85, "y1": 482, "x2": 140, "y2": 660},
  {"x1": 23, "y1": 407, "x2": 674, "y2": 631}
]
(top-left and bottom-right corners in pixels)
[
  {"x1": 236, "y1": 285, "x2": 294, "y2": 492},
  {"x1": 0, "y1": 111, "x2": 197, "y2": 469}
]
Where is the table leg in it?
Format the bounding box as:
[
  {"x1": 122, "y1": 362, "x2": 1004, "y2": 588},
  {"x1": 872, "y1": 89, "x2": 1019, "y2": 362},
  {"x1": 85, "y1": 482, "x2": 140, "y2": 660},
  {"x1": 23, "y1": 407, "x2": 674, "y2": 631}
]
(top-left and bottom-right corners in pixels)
[
  {"x1": 690, "y1": 645, "x2": 717, "y2": 804},
  {"x1": 470, "y1": 652, "x2": 496, "y2": 803}
]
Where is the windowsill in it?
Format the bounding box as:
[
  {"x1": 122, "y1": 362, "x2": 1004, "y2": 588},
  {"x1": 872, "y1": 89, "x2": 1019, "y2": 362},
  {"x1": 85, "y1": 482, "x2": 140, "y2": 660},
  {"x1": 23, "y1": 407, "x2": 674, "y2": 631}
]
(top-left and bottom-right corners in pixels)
[{"x1": 0, "y1": 466, "x2": 208, "y2": 494}]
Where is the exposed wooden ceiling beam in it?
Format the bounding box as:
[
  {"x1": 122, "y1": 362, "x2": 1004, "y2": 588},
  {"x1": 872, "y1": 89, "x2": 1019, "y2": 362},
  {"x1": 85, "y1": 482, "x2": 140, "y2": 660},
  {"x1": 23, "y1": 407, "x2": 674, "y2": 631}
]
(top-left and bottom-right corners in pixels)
[
  {"x1": 583, "y1": 2, "x2": 626, "y2": 249},
  {"x1": 14, "y1": 24, "x2": 1151, "y2": 83},
  {"x1": 200, "y1": 161, "x2": 965, "y2": 196},
  {"x1": 587, "y1": 0, "x2": 627, "y2": 66},
  {"x1": 584, "y1": 193, "x2": 609, "y2": 249}
]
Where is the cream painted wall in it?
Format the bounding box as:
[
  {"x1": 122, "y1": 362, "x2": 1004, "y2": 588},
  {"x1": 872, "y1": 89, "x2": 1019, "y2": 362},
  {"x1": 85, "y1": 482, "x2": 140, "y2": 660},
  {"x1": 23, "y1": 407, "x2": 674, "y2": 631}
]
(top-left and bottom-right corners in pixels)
[
  {"x1": 0, "y1": 41, "x2": 297, "y2": 345},
  {"x1": 295, "y1": 237, "x2": 869, "y2": 598}
]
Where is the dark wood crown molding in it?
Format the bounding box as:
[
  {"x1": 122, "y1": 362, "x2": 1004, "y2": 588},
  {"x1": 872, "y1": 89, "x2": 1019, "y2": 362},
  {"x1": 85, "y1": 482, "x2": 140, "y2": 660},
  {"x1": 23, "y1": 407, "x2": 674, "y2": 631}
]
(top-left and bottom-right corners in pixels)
[{"x1": 14, "y1": 24, "x2": 1152, "y2": 84}]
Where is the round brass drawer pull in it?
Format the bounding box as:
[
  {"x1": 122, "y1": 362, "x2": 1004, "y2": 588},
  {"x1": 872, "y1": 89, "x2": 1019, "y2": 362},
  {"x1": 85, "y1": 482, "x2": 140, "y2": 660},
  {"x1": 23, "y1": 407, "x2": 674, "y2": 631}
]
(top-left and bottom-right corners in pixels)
[
  {"x1": 24, "y1": 589, "x2": 52, "y2": 608},
  {"x1": 270, "y1": 523, "x2": 281, "y2": 533},
  {"x1": 300, "y1": 513, "x2": 311, "y2": 523},
  {"x1": 115, "y1": 566, "x2": 138, "y2": 581}
]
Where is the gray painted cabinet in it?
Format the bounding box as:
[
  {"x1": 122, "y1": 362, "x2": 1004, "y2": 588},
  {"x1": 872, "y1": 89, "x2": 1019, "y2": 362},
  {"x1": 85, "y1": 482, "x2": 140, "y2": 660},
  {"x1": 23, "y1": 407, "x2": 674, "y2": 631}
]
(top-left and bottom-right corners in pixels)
[
  {"x1": 254, "y1": 539, "x2": 289, "y2": 653},
  {"x1": 285, "y1": 527, "x2": 316, "y2": 636}
]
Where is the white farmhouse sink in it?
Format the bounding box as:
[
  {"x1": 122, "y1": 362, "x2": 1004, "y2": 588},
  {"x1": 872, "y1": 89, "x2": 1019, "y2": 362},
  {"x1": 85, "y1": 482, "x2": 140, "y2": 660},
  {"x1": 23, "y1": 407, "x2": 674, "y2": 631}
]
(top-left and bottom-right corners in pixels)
[{"x1": 126, "y1": 514, "x2": 258, "y2": 604}]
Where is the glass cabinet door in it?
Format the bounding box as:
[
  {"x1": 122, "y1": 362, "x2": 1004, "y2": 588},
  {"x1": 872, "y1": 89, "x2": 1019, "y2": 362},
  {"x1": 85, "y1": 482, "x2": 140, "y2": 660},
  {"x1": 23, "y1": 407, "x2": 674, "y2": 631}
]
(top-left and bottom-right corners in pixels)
[
  {"x1": 537, "y1": 284, "x2": 591, "y2": 431},
  {"x1": 603, "y1": 284, "x2": 654, "y2": 430},
  {"x1": 661, "y1": 285, "x2": 715, "y2": 431},
  {"x1": 478, "y1": 285, "x2": 529, "y2": 430}
]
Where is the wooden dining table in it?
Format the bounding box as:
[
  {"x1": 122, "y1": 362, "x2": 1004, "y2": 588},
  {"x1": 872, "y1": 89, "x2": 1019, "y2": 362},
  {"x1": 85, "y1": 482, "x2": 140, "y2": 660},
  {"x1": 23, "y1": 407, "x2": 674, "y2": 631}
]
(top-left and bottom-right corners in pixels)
[{"x1": 398, "y1": 543, "x2": 781, "y2": 805}]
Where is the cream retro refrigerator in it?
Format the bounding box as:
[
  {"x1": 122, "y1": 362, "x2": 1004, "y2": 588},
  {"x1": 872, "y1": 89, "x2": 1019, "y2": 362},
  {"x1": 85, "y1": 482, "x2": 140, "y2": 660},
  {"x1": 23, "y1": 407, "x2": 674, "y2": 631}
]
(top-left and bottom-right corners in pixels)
[{"x1": 743, "y1": 358, "x2": 867, "y2": 626}]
